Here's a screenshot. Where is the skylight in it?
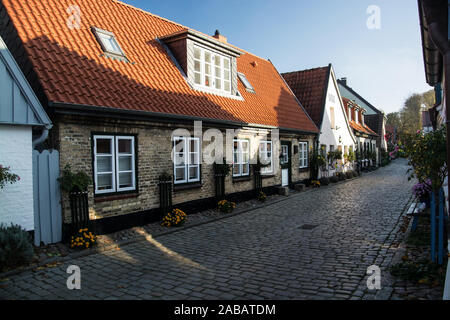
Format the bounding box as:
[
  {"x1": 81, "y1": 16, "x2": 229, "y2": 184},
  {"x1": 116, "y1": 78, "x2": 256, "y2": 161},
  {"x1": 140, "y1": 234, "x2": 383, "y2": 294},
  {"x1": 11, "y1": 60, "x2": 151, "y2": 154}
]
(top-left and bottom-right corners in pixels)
[
  {"x1": 92, "y1": 27, "x2": 126, "y2": 60},
  {"x1": 238, "y1": 72, "x2": 255, "y2": 93}
]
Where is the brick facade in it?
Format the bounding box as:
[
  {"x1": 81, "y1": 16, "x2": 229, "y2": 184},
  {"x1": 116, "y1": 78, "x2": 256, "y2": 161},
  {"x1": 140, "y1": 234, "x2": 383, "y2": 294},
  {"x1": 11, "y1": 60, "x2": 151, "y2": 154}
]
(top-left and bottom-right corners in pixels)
[{"x1": 55, "y1": 114, "x2": 314, "y2": 224}]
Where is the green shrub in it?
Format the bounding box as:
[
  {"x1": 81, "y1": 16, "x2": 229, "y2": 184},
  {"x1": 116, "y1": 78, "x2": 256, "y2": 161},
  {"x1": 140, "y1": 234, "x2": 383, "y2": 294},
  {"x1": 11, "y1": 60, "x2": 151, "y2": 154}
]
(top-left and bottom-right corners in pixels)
[
  {"x1": 0, "y1": 223, "x2": 34, "y2": 271},
  {"x1": 345, "y1": 172, "x2": 353, "y2": 179},
  {"x1": 337, "y1": 172, "x2": 346, "y2": 181},
  {"x1": 319, "y1": 177, "x2": 330, "y2": 186},
  {"x1": 330, "y1": 176, "x2": 339, "y2": 183}
]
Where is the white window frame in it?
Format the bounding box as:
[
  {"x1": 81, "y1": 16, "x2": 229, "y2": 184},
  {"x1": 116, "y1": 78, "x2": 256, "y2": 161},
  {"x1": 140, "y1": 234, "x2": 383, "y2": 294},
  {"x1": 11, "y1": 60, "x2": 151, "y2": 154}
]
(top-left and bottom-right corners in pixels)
[
  {"x1": 93, "y1": 135, "x2": 136, "y2": 195},
  {"x1": 92, "y1": 27, "x2": 126, "y2": 58},
  {"x1": 193, "y1": 45, "x2": 232, "y2": 95},
  {"x1": 238, "y1": 72, "x2": 255, "y2": 93},
  {"x1": 233, "y1": 139, "x2": 250, "y2": 177},
  {"x1": 280, "y1": 145, "x2": 289, "y2": 165},
  {"x1": 259, "y1": 141, "x2": 273, "y2": 175},
  {"x1": 173, "y1": 137, "x2": 201, "y2": 184},
  {"x1": 299, "y1": 142, "x2": 308, "y2": 169},
  {"x1": 348, "y1": 107, "x2": 352, "y2": 122}
]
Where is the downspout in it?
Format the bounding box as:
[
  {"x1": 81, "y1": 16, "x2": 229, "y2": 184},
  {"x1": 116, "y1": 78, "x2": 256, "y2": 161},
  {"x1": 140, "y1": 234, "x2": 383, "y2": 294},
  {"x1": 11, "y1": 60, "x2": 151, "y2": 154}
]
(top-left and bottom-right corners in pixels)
[{"x1": 32, "y1": 127, "x2": 49, "y2": 149}]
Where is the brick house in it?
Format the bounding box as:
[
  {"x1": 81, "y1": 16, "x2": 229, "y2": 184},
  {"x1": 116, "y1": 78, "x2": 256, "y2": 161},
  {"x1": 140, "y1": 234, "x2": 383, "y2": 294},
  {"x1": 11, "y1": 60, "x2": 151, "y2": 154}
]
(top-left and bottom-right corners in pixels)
[
  {"x1": 0, "y1": 0, "x2": 318, "y2": 235},
  {"x1": 282, "y1": 65, "x2": 357, "y2": 178}
]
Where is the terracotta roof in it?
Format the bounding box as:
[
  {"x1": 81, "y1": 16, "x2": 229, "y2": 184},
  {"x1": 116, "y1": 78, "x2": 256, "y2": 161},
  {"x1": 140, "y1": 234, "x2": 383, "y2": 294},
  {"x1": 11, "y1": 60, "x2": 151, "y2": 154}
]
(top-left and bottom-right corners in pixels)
[
  {"x1": 0, "y1": 0, "x2": 318, "y2": 133},
  {"x1": 342, "y1": 98, "x2": 378, "y2": 136},
  {"x1": 281, "y1": 66, "x2": 330, "y2": 127}
]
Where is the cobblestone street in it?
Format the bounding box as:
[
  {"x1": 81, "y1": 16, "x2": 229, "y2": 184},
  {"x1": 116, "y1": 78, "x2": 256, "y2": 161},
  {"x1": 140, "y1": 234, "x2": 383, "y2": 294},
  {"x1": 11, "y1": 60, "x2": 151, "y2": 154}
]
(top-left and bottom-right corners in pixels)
[{"x1": 0, "y1": 159, "x2": 415, "y2": 300}]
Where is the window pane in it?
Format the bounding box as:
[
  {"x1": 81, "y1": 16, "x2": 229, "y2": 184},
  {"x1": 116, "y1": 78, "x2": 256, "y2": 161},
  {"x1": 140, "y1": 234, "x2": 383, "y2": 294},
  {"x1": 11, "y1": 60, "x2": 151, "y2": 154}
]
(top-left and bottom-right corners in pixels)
[
  {"x1": 175, "y1": 168, "x2": 186, "y2": 181},
  {"x1": 194, "y1": 60, "x2": 200, "y2": 72},
  {"x1": 194, "y1": 47, "x2": 201, "y2": 60},
  {"x1": 215, "y1": 79, "x2": 221, "y2": 90},
  {"x1": 224, "y1": 59, "x2": 230, "y2": 69},
  {"x1": 190, "y1": 139, "x2": 198, "y2": 153},
  {"x1": 118, "y1": 156, "x2": 132, "y2": 171},
  {"x1": 96, "y1": 139, "x2": 112, "y2": 154},
  {"x1": 97, "y1": 156, "x2": 112, "y2": 172},
  {"x1": 205, "y1": 64, "x2": 211, "y2": 75},
  {"x1": 224, "y1": 70, "x2": 230, "y2": 81},
  {"x1": 97, "y1": 173, "x2": 113, "y2": 190},
  {"x1": 242, "y1": 141, "x2": 249, "y2": 151},
  {"x1": 174, "y1": 153, "x2": 185, "y2": 166},
  {"x1": 214, "y1": 55, "x2": 221, "y2": 66},
  {"x1": 189, "y1": 166, "x2": 198, "y2": 180},
  {"x1": 204, "y1": 51, "x2": 211, "y2": 63},
  {"x1": 224, "y1": 81, "x2": 230, "y2": 92},
  {"x1": 190, "y1": 153, "x2": 199, "y2": 165},
  {"x1": 194, "y1": 73, "x2": 201, "y2": 84},
  {"x1": 205, "y1": 75, "x2": 211, "y2": 87},
  {"x1": 242, "y1": 164, "x2": 249, "y2": 175},
  {"x1": 118, "y1": 172, "x2": 132, "y2": 188},
  {"x1": 118, "y1": 139, "x2": 132, "y2": 154},
  {"x1": 233, "y1": 164, "x2": 240, "y2": 175}
]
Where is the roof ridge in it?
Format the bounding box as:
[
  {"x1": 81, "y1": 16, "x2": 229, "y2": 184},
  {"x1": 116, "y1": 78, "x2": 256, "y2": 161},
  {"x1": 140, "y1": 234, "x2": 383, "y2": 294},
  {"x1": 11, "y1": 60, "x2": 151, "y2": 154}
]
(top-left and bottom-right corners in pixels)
[
  {"x1": 281, "y1": 65, "x2": 330, "y2": 75},
  {"x1": 111, "y1": 0, "x2": 188, "y2": 30},
  {"x1": 111, "y1": 0, "x2": 270, "y2": 63}
]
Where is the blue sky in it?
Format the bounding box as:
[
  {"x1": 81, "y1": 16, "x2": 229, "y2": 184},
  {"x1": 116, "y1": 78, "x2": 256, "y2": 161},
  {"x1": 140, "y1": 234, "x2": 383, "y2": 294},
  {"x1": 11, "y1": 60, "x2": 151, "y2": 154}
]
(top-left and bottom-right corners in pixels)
[{"x1": 123, "y1": 0, "x2": 431, "y2": 114}]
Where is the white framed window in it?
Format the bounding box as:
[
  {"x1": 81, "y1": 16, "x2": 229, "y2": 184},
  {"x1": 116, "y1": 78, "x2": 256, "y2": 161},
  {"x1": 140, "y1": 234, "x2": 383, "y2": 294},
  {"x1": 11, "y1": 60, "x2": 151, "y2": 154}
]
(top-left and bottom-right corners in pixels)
[
  {"x1": 193, "y1": 45, "x2": 231, "y2": 94},
  {"x1": 173, "y1": 137, "x2": 200, "y2": 184},
  {"x1": 233, "y1": 139, "x2": 250, "y2": 177},
  {"x1": 280, "y1": 145, "x2": 289, "y2": 165},
  {"x1": 299, "y1": 142, "x2": 308, "y2": 169},
  {"x1": 348, "y1": 108, "x2": 352, "y2": 121},
  {"x1": 93, "y1": 135, "x2": 136, "y2": 194},
  {"x1": 92, "y1": 27, "x2": 126, "y2": 57},
  {"x1": 238, "y1": 72, "x2": 255, "y2": 93},
  {"x1": 259, "y1": 141, "x2": 273, "y2": 174}
]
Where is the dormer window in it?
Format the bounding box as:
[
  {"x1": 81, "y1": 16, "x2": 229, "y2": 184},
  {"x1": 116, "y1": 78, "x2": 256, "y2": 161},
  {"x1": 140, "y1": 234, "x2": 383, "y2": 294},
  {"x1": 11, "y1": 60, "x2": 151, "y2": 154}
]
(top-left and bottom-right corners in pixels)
[
  {"x1": 193, "y1": 45, "x2": 231, "y2": 94},
  {"x1": 238, "y1": 72, "x2": 255, "y2": 93},
  {"x1": 348, "y1": 107, "x2": 352, "y2": 121},
  {"x1": 92, "y1": 27, "x2": 127, "y2": 61}
]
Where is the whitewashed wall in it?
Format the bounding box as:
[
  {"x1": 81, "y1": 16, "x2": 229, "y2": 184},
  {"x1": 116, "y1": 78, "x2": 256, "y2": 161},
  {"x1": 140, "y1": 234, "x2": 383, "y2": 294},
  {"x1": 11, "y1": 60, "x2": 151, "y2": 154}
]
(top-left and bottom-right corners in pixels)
[
  {"x1": 0, "y1": 125, "x2": 34, "y2": 230},
  {"x1": 319, "y1": 72, "x2": 355, "y2": 177}
]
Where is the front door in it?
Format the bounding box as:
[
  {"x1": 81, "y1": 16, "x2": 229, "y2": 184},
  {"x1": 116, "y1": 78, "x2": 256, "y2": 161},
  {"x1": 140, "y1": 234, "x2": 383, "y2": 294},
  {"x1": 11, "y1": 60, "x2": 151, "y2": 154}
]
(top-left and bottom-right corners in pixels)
[{"x1": 280, "y1": 141, "x2": 291, "y2": 187}]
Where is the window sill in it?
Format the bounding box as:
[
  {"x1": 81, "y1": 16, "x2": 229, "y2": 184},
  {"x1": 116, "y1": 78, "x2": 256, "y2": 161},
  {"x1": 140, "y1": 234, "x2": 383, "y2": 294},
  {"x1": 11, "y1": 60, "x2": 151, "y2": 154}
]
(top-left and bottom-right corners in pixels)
[
  {"x1": 232, "y1": 175, "x2": 251, "y2": 183},
  {"x1": 94, "y1": 192, "x2": 139, "y2": 203},
  {"x1": 299, "y1": 167, "x2": 310, "y2": 173},
  {"x1": 261, "y1": 174, "x2": 276, "y2": 179},
  {"x1": 173, "y1": 182, "x2": 203, "y2": 192}
]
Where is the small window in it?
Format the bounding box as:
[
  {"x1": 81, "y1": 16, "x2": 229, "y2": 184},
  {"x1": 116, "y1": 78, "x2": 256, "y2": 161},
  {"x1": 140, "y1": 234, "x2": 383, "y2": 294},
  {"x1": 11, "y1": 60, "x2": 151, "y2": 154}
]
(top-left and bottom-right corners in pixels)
[
  {"x1": 259, "y1": 141, "x2": 273, "y2": 174},
  {"x1": 238, "y1": 72, "x2": 255, "y2": 93},
  {"x1": 193, "y1": 45, "x2": 231, "y2": 94},
  {"x1": 330, "y1": 107, "x2": 335, "y2": 129},
  {"x1": 173, "y1": 137, "x2": 200, "y2": 184},
  {"x1": 233, "y1": 139, "x2": 250, "y2": 177},
  {"x1": 93, "y1": 135, "x2": 136, "y2": 194},
  {"x1": 299, "y1": 142, "x2": 308, "y2": 169},
  {"x1": 92, "y1": 27, "x2": 127, "y2": 59},
  {"x1": 280, "y1": 145, "x2": 289, "y2": 165},
  {"x1": 348, "y1": 107, "x2": 352, "y2": 121}
]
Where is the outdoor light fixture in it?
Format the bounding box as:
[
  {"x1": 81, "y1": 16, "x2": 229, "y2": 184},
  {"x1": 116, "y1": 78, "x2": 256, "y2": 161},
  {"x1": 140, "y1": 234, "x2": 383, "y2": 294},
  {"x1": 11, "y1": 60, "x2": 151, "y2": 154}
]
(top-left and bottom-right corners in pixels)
[{"x1": 339, "y1": 136, "x2": 342, "y2": 143}]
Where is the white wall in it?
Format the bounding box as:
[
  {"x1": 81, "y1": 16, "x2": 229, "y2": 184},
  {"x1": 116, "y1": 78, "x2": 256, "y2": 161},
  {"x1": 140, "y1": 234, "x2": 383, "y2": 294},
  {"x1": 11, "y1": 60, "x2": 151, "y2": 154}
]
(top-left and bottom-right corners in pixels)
[
  {"x1": 319, "y1": 72, "x2": 355, "y2": 176},
  {"x1": 0, "y1": 125, "x2": 34, "y2": 231}
]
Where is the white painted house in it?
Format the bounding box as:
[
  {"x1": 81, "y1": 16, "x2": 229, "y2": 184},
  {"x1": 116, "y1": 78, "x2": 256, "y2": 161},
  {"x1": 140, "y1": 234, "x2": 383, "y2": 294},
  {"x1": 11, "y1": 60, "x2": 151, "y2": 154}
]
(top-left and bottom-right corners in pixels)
[
  {"x1": 282, "y1": 64, "x2": 356, "y2": 177},
  {"x1": 0, "y1": 36, "x2": 52, "y2": 231}
]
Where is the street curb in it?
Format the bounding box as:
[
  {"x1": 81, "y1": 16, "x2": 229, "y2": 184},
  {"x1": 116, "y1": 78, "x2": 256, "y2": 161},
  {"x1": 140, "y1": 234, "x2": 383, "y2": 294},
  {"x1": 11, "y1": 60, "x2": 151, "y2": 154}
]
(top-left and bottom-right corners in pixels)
[{"x1": 0, "y1": 170, "x2": 371, "y2": 280}]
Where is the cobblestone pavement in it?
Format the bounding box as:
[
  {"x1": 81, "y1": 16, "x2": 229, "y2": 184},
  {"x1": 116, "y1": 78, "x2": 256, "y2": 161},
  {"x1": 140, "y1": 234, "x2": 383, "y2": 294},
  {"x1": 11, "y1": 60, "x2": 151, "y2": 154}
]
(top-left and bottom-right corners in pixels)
[{"x1": 0, "y1": 159, "x2": 415, "y2": 300}]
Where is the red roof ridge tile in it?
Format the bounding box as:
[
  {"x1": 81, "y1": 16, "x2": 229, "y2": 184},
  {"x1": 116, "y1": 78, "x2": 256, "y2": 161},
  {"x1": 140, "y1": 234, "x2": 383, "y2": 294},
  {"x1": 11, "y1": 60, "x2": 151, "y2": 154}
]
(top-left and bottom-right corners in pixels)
[
  {"x1": 281, "y1": 65, "x2": 330, "y2": 76},
  {"x1": 111, "y1": 0, "x2": 188, "y2": 30}
]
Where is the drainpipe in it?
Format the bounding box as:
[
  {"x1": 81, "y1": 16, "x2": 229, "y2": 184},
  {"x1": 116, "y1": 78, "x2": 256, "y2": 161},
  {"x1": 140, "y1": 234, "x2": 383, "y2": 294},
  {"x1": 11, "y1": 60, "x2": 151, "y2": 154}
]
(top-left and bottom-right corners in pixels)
[{"x1": 32, "y1": 127, "x2": 49, "y2": 149}]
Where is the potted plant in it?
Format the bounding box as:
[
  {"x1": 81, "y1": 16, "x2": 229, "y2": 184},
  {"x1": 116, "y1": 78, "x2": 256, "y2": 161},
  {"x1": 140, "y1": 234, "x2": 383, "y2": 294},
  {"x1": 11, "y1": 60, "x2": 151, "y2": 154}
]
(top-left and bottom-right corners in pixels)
[{"x1": 58, "y1": 165, "x2": 92, "y2": 235}]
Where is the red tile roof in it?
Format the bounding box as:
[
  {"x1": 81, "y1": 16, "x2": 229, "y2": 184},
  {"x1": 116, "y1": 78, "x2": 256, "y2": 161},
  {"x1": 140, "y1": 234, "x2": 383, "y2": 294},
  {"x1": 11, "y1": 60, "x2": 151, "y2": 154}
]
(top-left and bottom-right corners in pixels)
[
  {"x1": 0, "y1": 0, "x2": 318, "y2": 133},
  {"x1": 342, "y1": 98, "x2": 378, "y2": 136},
  {"x1": 281, "y1": 66, "x2": 330, "y2": 127}
]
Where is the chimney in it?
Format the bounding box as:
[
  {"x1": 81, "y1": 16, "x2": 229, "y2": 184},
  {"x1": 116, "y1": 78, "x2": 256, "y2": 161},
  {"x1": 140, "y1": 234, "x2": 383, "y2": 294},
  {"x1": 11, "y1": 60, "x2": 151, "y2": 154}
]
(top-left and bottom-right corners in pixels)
[
  {"x1": 340, "y1": 77, "x2": 347, "y2": 86},
  {"x1": 213, "y1": 29, "x2": 227, "y2": 43}
]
